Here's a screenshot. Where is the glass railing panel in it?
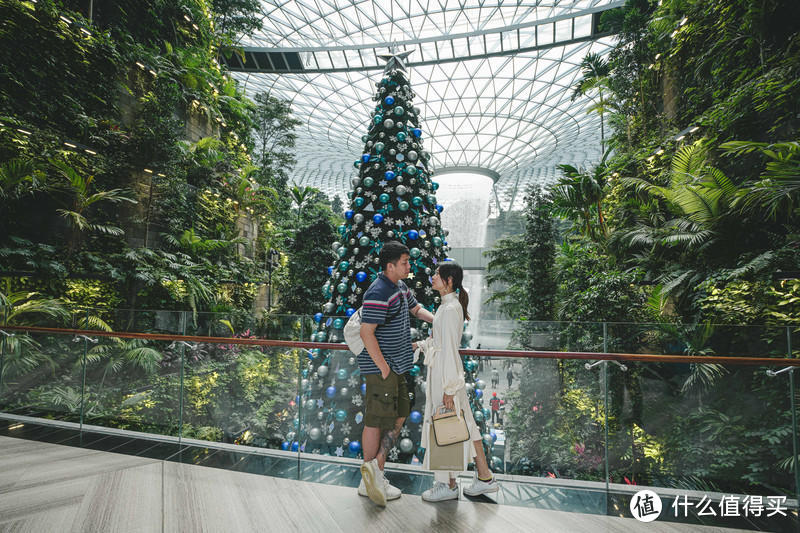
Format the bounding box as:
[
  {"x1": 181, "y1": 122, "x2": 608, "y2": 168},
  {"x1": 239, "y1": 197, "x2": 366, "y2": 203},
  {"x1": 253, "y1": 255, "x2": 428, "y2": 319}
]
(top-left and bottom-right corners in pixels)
[
  {"x1": 603, "y1": 321, "x2": 796, "y2": 502},
  {"x1": 503, "y1": 323, "x2": 608, "y2": 487},
  {"x1": 0, "y1": 332, "x2": 85, "y2": 422},
  {"x1": 180, "y1": 340, "x2": 301, "y2": 454},
  {"x1": 81, "y1": 333, "x2": 182, "y2": 438},
  {"x1": 297, "y1": 347, "x2": 371, "y2": 485}
]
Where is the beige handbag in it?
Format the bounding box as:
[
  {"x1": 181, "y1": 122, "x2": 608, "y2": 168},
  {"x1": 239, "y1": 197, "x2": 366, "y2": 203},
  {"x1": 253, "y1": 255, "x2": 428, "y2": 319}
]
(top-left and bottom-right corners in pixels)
[
  {"x1": 431, "y1": 406, "x2": 470, "y2": 446},
  {"x1": 427, "y1": 425, "x2": 466, "y2": 471}
]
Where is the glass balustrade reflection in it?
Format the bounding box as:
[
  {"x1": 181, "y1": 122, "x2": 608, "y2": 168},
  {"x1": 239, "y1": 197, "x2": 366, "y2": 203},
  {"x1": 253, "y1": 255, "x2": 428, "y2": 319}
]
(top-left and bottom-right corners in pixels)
[{"x1": 0, "y1": 332, "x2": 86, "y2": 422}]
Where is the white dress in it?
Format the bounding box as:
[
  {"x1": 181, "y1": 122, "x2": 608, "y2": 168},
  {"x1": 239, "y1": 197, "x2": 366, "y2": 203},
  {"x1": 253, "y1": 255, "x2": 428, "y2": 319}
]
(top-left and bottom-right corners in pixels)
[{"x1": 415, "y1": 291, "x2": 482, "y2": 483}]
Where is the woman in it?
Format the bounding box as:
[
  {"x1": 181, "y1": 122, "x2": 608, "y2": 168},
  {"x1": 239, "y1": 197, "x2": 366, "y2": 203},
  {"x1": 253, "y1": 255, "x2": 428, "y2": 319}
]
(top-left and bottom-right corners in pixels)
[{"x1": 415, "y1": 261, "x2": 499, "y2": 502}]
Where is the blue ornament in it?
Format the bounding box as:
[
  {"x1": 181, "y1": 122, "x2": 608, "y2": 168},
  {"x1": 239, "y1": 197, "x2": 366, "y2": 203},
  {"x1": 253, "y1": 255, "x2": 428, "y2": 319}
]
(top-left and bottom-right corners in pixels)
[
  {"x1": 373, "y1": 214, "x2": 384, "y2": 224},
  {"x1": 333, "y1": 318, "x2": 344, "y2": 329},
  {"x1": 361, "y1": 383, "x2": 367, "y2": 395},
  {"x1": 346, "y1": 307, "x2": 356, "y2": 317},
  {"x1": 345, "y1": 210, "x2": 354, "y2": 219},
  {"x1": 337, "y1": 368, "x2": 348, "y2": 380},
  {"x1": 490, "y1": 430, "x2": 497, "y2": 443},
  {"x1": 313, "y1": 312, "x2": 323, "y2": 323},
  {"x1": 281, "y1": 441, "x2": 290, "y2": 451},
  {"x1": 335, "y1": 409, "x2": 347, "y2": 422},
  {"x1": 407, "y1": 230, "x2": 419, "y2": 240},
  {"x1": 356, "y1": 271, "x2": 367, "y2": 282},
  {"x1": 349, "y1": 440, "x2": 361, "y2": 453},
  {"x1": 384, "y1": 96, "x2": 395, "y2": 105},
  {"x1": 361, "y1": 154, "x2": 370, "y2": 163},
  {"x1": 385, "y1": 170, "x2": 395, "y2": 181},
  {"x1": 409, "y1": 410, "x2": 422, "y2": 424},
  {"x1": 291, "y1": 441, "x2": 299, "y2": 451},
  {"x1": 436, "y1": 204, "x2": 444, "y2": 213},
  {"x1": 412, "y1": 128, "x2": 422, "y2": 138},
  {"x1": 327, "y1": 266, "x2": 334, "y2": 275},
  {"x1": 326, "y1": 386, "x2": 337, "y2": 398},
  {"x1": 475, "y1": 389, "x2": 483, "y2": 399}
]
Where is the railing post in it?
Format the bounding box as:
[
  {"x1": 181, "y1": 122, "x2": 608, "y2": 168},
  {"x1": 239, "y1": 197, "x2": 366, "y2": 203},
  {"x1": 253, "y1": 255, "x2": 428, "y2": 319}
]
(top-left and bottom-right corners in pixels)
[
  {"x1": 789, "y1": 327, "x2": 800, "y2": 509},
  {"x1": 79, "y1": 309, "x2": 90, "y2": 431},
  {"x1": 178, "y1": 311, "x2": 188, "y2": 446},
  {"x1": 0, "y1": 306, "x2": 7, "y2": 398},
  {"x1": 603, "y1": 322, "x2": 610, "y2": 492}
]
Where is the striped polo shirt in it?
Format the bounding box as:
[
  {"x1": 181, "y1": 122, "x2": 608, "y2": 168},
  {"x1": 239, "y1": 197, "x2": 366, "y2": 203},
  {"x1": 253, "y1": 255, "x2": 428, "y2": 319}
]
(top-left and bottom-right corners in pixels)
[{"x1": 358, "y1": 273, "x2": 419, "y2": 375}]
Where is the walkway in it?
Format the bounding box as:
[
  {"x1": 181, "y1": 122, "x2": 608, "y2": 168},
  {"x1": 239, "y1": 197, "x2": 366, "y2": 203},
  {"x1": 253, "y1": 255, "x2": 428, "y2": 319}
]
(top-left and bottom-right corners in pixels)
[{"x1": 0, "y1": 434, "x2": 749, "y2": 533}]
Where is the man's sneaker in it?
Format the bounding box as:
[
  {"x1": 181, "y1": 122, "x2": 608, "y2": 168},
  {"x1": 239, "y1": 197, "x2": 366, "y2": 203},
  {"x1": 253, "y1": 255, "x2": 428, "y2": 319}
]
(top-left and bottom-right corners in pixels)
[
  {"x1": 358, "y1": 475, "x2": 401, "y2": 500},
  {"x1": 360, "y1": 459, "x2": 386, "y2": 506},
  {"x1": 421, "y1": 482, "x2": 459, "y2": 502},
  {"x1": 463, "y1": 472, "x2": 499, "y2": 496}
]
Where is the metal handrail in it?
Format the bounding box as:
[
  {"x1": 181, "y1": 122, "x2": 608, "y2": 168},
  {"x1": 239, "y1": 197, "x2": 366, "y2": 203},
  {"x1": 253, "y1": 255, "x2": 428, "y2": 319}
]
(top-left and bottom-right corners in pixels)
[{"x1": 1, "y1": 324, "x2": 798, "y2": 367}]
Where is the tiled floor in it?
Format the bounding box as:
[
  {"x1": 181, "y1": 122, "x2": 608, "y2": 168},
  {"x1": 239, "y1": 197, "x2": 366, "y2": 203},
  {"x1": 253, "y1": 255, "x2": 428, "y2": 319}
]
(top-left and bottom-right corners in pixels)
[{"x1": 0, "y1": 416, "x2": 796, "y2": 532}]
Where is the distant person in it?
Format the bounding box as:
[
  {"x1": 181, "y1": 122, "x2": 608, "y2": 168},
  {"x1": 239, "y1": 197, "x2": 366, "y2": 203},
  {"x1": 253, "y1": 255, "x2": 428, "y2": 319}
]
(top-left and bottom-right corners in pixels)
[
  {"x1": 358, "y1": 241, "x2": 434, "y2": 506},
  {"x1": 489, "y1": 392, "x2": 501, "y2": 424},
  {"x1": 507, "y1": 367, "x2": 514, "y2": 387},
  {"x1": 498, "y1": 400, "x2": 505, "y2": 426},
  {"x1": 491, "y1": 367, "x2": 499, "y2": 388},
  {"x1": 415, "y1": 261, "x2": 499, "y2": 502}
]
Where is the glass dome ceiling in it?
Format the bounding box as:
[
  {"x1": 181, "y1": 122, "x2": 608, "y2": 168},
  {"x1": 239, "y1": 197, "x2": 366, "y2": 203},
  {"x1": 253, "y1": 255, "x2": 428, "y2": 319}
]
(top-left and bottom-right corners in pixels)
[{"x1": 229, "y1": 0, "x2": 622, "y2": 212}]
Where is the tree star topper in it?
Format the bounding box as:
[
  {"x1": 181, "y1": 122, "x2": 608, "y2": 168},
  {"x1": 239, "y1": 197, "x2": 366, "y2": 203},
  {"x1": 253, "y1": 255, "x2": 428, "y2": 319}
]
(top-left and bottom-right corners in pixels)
[{"x1": 378, "y1": 47, "x2": 414, "y2": 74}]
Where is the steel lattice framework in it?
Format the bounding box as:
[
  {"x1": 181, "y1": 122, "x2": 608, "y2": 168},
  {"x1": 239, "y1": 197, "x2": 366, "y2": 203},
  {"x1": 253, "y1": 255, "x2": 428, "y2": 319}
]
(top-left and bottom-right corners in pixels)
[{"x1": 229, "y1": 0, "x2": 622, "y2": 213}]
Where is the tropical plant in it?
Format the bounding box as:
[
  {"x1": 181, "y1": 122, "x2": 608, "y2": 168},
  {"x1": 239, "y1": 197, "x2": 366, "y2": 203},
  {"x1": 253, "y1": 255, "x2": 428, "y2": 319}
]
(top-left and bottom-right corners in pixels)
[{"x1": 50, "y1": 159, "x2": 136, "y2": 255}]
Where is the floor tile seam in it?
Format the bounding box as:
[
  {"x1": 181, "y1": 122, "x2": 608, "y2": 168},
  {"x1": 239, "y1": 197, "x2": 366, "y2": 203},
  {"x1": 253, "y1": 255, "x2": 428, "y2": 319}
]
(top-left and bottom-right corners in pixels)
[{"x1": 8, "y1": 456, "x2": 165, "y2": 494}]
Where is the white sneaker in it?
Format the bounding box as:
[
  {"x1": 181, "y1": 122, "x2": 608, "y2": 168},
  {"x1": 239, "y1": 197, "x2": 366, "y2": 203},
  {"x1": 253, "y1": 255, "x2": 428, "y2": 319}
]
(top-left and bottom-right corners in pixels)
[
  {"x1": 360, "y1": 459, "x2": 386, "y2": 506},
  {"x1": 421, "y1": 482, "x2": 459, "y2": 502},
  {"x1": 463, "y1": 472, "x2": 499, "y2": 496},
  {"x1": 358, "y1": 475, "x2": 401, "y2": 500}
]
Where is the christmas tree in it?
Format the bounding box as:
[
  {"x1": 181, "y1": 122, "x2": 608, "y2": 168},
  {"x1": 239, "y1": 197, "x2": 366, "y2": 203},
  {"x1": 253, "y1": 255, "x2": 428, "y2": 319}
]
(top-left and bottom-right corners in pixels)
[{"x1": 285, "y1": 49, "x2": 494, "y2": 468}]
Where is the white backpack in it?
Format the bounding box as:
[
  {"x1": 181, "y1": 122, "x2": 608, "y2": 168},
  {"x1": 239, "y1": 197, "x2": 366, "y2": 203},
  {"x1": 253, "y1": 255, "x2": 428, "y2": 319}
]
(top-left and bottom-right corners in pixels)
[{"x1": 343, "y1": 308, "x2": 364, "y2": 355}]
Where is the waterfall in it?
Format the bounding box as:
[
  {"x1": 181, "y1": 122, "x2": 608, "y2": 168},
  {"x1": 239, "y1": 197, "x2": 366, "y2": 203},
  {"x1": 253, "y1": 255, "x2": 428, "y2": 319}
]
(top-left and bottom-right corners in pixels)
[{"x1": 433, "y1": 172, "x2": 494, "y2": 347}]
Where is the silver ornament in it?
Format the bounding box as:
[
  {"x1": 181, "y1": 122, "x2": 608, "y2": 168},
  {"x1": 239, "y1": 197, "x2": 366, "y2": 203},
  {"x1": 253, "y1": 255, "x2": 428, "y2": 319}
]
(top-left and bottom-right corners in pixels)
[
  {"x1": 326, "y1": 434, "x2": 334, "y2": 444},
  {"x1": 373, "y1": 163, "x2": 380, "y2": 169},
  {"x1": 301, "y1": 379, "x2": 309, "y2": 390},
  {"x1": 353, "y1": 247, "x2": 359, "y2": 255},
  {"x1": 323, "y1": 302, "x2": 335, "y2": 313},
  {"x1": 343, "y1": 437, "x2": 350, "y2": 446},
  {"x1": 407, "y1": 151, "x2": 418, "y2": 161},
  {"x1": 429, "y1": 217, "x2": 440, "y2": 227},
  {"x1": 318, "y1": 365, "x2": 329, "y2": 377},
  {"x1": 384, "y1": 118, "x2": 394, "y2": 129},
  {"x1": 389, "y1": 149, "x2": 397, "y2": 156},
  {"x1": 332, "y1": 241, "x2": 341, "y2": 252},
  {"x1": 351, "y1": 177, "x2": 361, "y2": 187},
  {"x1": 399, "y1": 438, "x2": 413, "y2": 453},
  {"x1": 340, "y1": 387, "x2": 349, "y2": 397},
  {"x1": 434, "y1": 296, "x2": 440, "y2": 304},
  {"x1": 317, "y1": 411, "x2": 324, "y2": 420},
  {"x1": 387, "y1": 231, "x2": 394, "y2": 238},
  {"x1": 379, "y1": 132, "x2": 385, "y2": 138},
  {"x1": 348, "y1": 269, "x2": 354, "y2": 277},
  {"x1": 309, "y1": 427, "x2": 322, "y2": 440},
  {"x1": 395, "y1": 185, "x2": 407, "y2": 196},
  {"x1": 356, "y1": 287, "x2": 363, "y2": 294},
  {"x1": 348, "y1": 357, "x2": 356, "y2": 365},
  {"x1": 349, "y1": 238, "x2": 356, "y2": 245},
  {"x1": 367, "y1": 141, "x2": 373, "y2": 148},
  {"x1": 354, "y1": 213, "x2": 364, "y2": 224},
  {"x1": 305, "y1": 399, "x2": 315, "y2": 410}
]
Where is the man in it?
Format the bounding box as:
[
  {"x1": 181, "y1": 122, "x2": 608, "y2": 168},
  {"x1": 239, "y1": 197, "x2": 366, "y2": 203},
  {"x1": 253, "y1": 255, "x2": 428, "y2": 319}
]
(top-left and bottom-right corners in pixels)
[
  {"x1": 491, "y1": 367, "x2": 499, "y2": 388},
  {"x1": 507, "y1": 367, "x2": 514, "y2": 388},
  {"x1": 489, "y1": 392, "x2": 501, "y2": 425},
  {"x1": 359, "y1": 241, "x2": 434, "y2": 506}
]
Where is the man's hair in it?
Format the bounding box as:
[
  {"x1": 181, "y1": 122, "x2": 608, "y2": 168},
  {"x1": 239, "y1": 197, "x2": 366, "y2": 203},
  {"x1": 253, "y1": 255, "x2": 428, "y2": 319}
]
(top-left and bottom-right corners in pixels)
[{"x1": 379, "y1": 241, "x2": 410, "y2": 270}]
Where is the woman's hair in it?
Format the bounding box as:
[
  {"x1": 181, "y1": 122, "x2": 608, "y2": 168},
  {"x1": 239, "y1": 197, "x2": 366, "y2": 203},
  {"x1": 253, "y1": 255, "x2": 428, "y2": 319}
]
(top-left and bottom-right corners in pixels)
[{"x1": 437, "y1": 261, "x2": 470, "y2": 321}]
